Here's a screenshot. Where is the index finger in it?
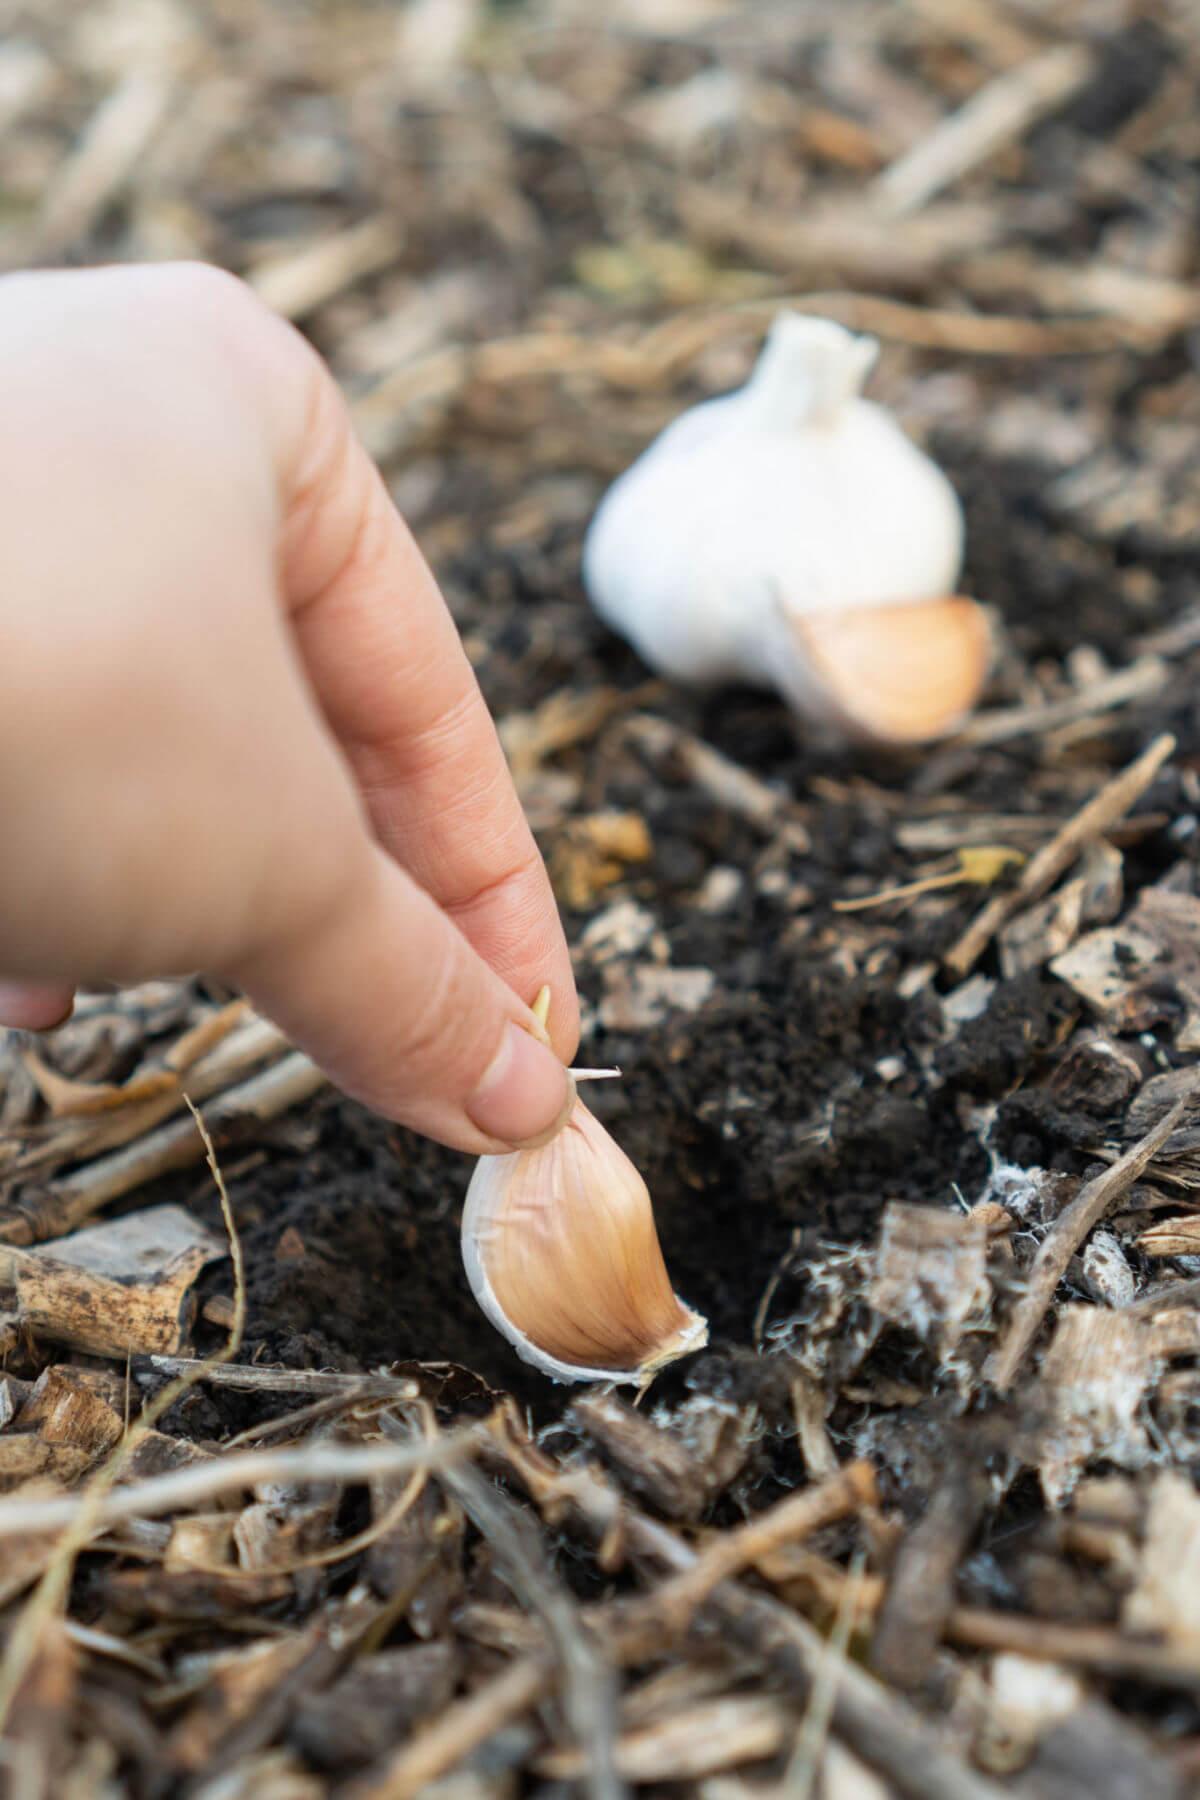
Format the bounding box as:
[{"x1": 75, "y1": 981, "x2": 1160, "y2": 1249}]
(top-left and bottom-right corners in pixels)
[{"x1": 263, "y1": 323, "x2": 579, "y2": 1061}]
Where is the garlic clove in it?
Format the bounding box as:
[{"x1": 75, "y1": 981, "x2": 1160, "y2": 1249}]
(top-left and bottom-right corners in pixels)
[
  {"x1": 787, "y1": 595, "x2": 991, "y2": 746},
  {"x1": 462, "y1": 1098, "x2": 706, "y2": 1384}
]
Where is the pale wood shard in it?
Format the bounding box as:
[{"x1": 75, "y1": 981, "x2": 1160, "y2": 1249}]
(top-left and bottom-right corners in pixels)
[
  {"x1": 1024, "y1": 1308, "x2": 1159, "y2": 1508},
  {"x1": 35, "y1": 70, "x2": 176, "y2": 255},
  {"x1": 871, "y1": 44, "x2": 1095, "y2": 218},
  {"x1": 536, "y1": 1695, "x2": 793, "y2": 1782},
  {"x1": 1123, "y1": 1472, "x2": 1200, "y2": 1646},
  {"x1": 12, "y1": 1247, "x2": 209, "y2": 1358},
  {"x1": 1053, "y1": 885, "x2": 1200, "y2": 1046},
  {"x1": 247, "y1": 216, "x2": 407, "y2": 321},
  {"x1": 868, "y1": 1202, "x2": 989, "y2": 1354},
  {"x1": 998, "y1": 874, "x2": 1086, "y2": 978}
]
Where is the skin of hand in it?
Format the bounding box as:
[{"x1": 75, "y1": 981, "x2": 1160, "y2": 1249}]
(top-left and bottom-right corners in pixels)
[{"x1": 0, "y1": 262, "x2": 580, "y2": 1153}]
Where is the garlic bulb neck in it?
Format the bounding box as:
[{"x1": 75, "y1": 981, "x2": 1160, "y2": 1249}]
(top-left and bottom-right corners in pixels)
[{"x1": 741, "y1": 313, "x2": 878, "y2": 431}]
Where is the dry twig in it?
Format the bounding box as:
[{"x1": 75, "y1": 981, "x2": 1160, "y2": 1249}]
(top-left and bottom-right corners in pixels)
[{"x1": 945, "y1": 733, "x2": 1175, "y2": 977}]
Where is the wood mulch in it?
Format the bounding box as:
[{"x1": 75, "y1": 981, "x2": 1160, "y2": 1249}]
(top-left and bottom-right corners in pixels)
[{"x1": 5, "y1": 0, "x2": 1200, "y2": 1793}]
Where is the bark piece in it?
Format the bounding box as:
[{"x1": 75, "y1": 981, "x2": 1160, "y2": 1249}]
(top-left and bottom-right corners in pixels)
[
  {"x1": 6, "y1": 1203, "x2": 225, "y2": 1358},
  {"x1": 871, "y1": 1455, "x2": 988, "y2": 1689},
  {"x1": 15, "y1": 1365, "x2": 125, "y2": 1458}
]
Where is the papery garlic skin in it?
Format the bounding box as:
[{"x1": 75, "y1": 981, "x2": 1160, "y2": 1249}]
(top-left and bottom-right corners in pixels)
[
  {"x1": 462, "y1": 1099, "x2": 706, "y2": 1385},
  {"x1": 582, "y1": 313, "x2": 982, "y2": 742}
]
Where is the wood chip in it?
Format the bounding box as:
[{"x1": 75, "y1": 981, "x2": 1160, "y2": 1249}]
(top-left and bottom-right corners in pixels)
[
  {"x1": 946, "y1": 734, "x2": 1175, "y2": 979},
  {"x1": 868, "y1": 1202, "x2": 989, "y2": 1354}
]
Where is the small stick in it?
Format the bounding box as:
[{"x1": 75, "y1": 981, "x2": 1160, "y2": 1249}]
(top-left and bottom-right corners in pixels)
[
  {"x1": 944, "y1": 732, "x2": 1175, "y2": 978},
  {"x1": 0, "y1": 1429, "x2": 480, "y2": 1540},
  {"x1": 871, "y1": 44, "x2": 1094, "y2": 218},
  {"x1": 1, "y1": 1052, "x2": 324, "y2": 1244},
  {"x1": 652, "y1": 1462, "x2": 876, "y2": 1632},
  {"x1": 955, "y1": 655, "x2": 1165, "y2": 748},
  {"x1": 345, "y1": 1653, "x2": 550, "y2": 1800},
  {"x1": 987, "y1": 1091, "x2": 1198, "y2": 1392},
  {"x1": 442, "y1": 1462, "x2": 624, "y2": 1800},
  {"x1": 144, "y1": 1358, "x2": 420, "y2": 1400}
]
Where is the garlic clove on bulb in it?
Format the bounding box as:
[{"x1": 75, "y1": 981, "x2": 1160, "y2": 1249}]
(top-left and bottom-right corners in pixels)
[
  {"x1": 582, "y1": 310, "x2": 990, "y2": 746},
  {"x1": 787, "y1": 595, "x2": 992, "y2": 745},
  {"x1": 462, "y1": 1096, "x2": 707, "y2": 1384}
]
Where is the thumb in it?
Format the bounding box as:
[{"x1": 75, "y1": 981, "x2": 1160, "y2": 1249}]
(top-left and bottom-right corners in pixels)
[{"x1": 228, "y1": 840, "x2": 575, "y2": 1155}]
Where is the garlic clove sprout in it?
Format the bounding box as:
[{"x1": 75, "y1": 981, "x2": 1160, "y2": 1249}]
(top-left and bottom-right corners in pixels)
[
  {"x1": 462, "y1": 1097, "x2": 707, "y2": 1384},
  {"x1": 582, "y1": 310, "x2": 990, "y2": 746},
  {"x1": 789, "y1": 595, "x2": 991, "y2": 745}
]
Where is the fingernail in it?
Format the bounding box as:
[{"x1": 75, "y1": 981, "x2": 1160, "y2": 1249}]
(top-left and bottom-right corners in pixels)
[
  {"x1": 0, "y1": 982, "x2": 74, "y2": 1031},
  {"x1": 467, "y1": 1021, "x2": 574, "y2": 1148}
]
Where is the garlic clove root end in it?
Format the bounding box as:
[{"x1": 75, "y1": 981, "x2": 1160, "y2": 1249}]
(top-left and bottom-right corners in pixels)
[{"x1": 790, "y1": 595, "x2": 991, "y2": 747}]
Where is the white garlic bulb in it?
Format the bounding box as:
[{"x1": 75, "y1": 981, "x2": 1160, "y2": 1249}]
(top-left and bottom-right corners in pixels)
[
  {"x1": 462, "y1": 1097, "x2": 707, "y2": 1384},
  {"x1": 582, "y1": 312, "x2": 989, "y2": 746}
]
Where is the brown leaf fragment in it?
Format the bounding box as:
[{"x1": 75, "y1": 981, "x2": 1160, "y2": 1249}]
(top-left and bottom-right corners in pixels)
[
  {"x1": 124, "y1": 1429, "x2": 215, "y2": 1479},
  {"x1": 99, "y1": 1566, "x2": 293, "y2": 1622},
  {"x1": 365, "y1": 1479, "x2": 464, "y2": 1637},
  {"x1": 549, "y1": 808, "x2": 653, "y2": 909},
  {"x1": 166, "y1": 1625, "x2": 325, "y2": 1773},
  {"x1": 1024, "y1": 1698, "x2": 1182, "y2": 1800},
  {"x1": 1, "y1": 1617, "x2": 78, "y2": 1799},
  {"x1": 1048, "y1": 1032, "x2": 1143, "y2": 1114},
  {"x1": 871, "y1": 1454, "x2": 989, "y2": 1689},
  {"x1": 20, "y1": 1048, "x2": 179, "y2": 1118}
]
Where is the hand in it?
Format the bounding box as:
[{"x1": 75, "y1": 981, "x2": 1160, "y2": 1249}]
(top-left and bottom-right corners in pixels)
[{"x1": 0, "y1": 263, "x2": 579, "y2": 1152}]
